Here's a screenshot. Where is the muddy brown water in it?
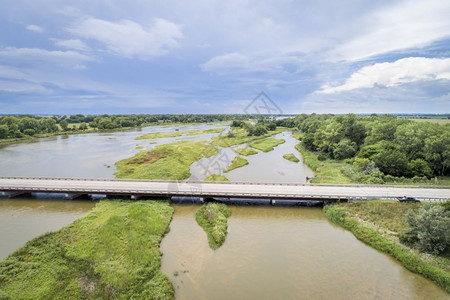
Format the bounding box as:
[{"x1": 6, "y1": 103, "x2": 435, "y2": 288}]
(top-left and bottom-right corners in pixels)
[{"x1": 161, "y1": 205, "x2": 449, "y2": 299}]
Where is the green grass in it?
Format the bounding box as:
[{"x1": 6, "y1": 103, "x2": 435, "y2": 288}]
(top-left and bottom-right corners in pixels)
[
  {"x1": 135, "y1": 131, "x2": 184, "y2": 140},
  {"x1": 0, "y1": 200, "x2": 175, "y2": 299},
  {"x1": 185, "y1": 128, "x2": 225, "y2": 136},
  {"x1": 135, "y1": 128, "x2": 225, "y2": 140},
  {"x1": 211, "y1": 127, "x2": 283, "y2": 147},
  {"x1": 250, "y1": 138, "x2": 285, "y2": 152},
  {"x1": 195, "y1": 203, "x2": 232, "y2": 249},
  {"x1": 292, "y1": 131, "x2": 303, "y2": 140},
  {"x1": 204, "y1": 174, "x2": 229, "y2": 181},
  {"x1": 224, "y1": 156, "x2": 249, "y2": 173},
  {"x1": 115, "y1": 140, "x2": 219, "y2": 180},
  {"x1": 324, "y1": 201, "x2": 450, "y2": 293},
  {"x1": 235, "y1": 147, "x2": 258, "y2": 156},
  {"x1": 295, "y1": 144, "x2": 352, "y2": 183},
  {"x1": 283, "y1": 153, "x2": 299, "y2": 163}
]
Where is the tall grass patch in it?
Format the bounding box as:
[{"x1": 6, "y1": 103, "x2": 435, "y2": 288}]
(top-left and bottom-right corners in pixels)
[
  {"x1": 196, "y1": 203, "x2": 232, "y2": 249},
  {"x1": 0, "y1": 200, "x2": 175, "y2": 299}
]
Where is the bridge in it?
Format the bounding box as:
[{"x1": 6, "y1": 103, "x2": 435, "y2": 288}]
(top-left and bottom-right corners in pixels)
[{"x1": 0, "y1": 176, "x2": 449, "y2": 202}]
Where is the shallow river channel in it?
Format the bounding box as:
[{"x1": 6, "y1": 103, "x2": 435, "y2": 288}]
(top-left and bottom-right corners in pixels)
[{"x1": 0, "y1": 125, "x2": 448, "y2": 298}]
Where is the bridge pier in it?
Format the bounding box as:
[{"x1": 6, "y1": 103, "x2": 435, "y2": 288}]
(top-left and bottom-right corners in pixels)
[
  {"x1": 270, "y1": 199, "x2": 276, "y2": 206},
  {"x1": 199, "y1": 197, "x2": 214, "y2": 203},
  {"x1": 0, "y1": 191, "x2": 31, "y2": 198},
  {"x1": 63, "y1": 193, "x2": 87, "y2": 200}
]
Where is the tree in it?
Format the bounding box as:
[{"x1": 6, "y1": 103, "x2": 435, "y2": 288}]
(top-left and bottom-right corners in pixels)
[
  {"x1": 373, "y1": 150, "x2": 408, "y2": 177},
  {"x1": 0, "y1": 125, "x2": 8, "y2": 138},
  {"x1": 333, "y1": 139, "x2": 357, "y2": 160},
  {"x1": 408, "y1": 159, "x2": 433, "y2": 178},
  {"x1": 403, "y1": 203, "x2": 450, "y2": 255},
  {"x1": 79, "y1": 123, "x2": 88, "y2": 130},
  {"x1": 60, "y1": 119, "x2": 69, "y2": 131},
  {"x1": 23, "y1": 129, "x2": 35, "y2": 136}
]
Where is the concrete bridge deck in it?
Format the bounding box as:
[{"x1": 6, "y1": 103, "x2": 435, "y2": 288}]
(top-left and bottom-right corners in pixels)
[{"x1": 0, "y1": 177, "x2": 449, "y2": 202}]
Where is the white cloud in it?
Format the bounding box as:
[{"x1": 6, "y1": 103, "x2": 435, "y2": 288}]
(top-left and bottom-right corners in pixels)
[
  {"x1": 67, "y1": 17, "x2": 183, "y2": 59},
  {"x1": 26, "y1": 24, "x2": 44, "y2": 33},
  {"x1": 54, "y1": 39, "x2": 89, "y2": 51},
  {"x1": 318, "y1": 57, "x2": 450, "y2": 94},
  {"x1": 201, "y1": 51, "x2": 304, "y2": 75},
  {"x1": 332, "y1": 0, "x2": 450, "y2": 61},
  {"x1": 0, "y1": 47, "x2": 93, "y2": 66},
  {"x1": 0, "y1": 80, "x2": 48, "y2": 93},
  {"x1": 201, "y1": 53, "x2": 250, "y2": 72}
]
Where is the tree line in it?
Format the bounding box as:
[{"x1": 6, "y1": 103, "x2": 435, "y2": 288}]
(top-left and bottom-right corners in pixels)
[
  {"x1": 0, "y1": 114, "x2": 256, "y2": 139},
  {"x1": 289, "y1": 114, "x2": 449, "y2": 180}
]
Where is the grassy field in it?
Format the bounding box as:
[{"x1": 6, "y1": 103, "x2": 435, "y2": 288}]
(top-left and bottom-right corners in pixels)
[
  {"x1": 324, "y1": 201, "x2": 450, "y2": 293},
  {"x1": 211, "y1": 127, "x2": 283, "y2": 147},
  {"x1": 410, "y1": 119, "x2": 450, "y2": 125},
  {"x1": 283, "y1": 153, "x2": 299, "y2": 163},
  {"x1": 0, "y1": 200, "x2": 175, "y2": 299},
  {"x1": 224, "y1": 156, "x2": 249, "y2": 173},
  {"x1": 250, "y1": 138, "x2": 285, "y2": 152},
  {"x1": 135, "y1": 128, "x2": 224, "y2": 140},
  {"x1": 115, "y1": 140, "x2": 219, "y2": 180},
  {"x1": 204, "y1": 174, "x2": 229, "y2": 181},
  {"x1": 295, "y1": 144, "x2": 352, "y2": 183},
  {"x1": 235, "y1": 147, "x2": 258, "y2": 156},
  {"x1": 135, "y1": 131, "x2": 184, "y2": 140},
  {"x1": 185, "y1": 128, "x2": 225, "y2": 136},
  {"x1": 195, "y1": 202, "x2": 232, "y2": 249}
]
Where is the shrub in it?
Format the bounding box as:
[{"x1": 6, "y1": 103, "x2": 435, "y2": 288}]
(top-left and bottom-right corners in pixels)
[
  {"x1": 402, "y1": 203, "x2": 450, "y2": 255},
  {"x1": 317, "y1": 153, "x2": 327, "y2": 161},
  {"x1": 408, "y1": 159, "x2": 433, "y2": 178},
  {"x1": 23, "y1": 129, "x2": 35, "y2": 136}
]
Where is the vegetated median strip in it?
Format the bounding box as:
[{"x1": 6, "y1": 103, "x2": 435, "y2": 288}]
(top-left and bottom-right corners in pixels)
[
  {"x1": 0, "y1": 200, "x2": 175, "y2": 299},
  {"x1": 195, "y1": 202, "x2": 232, "y2": 250},
  {"x1": 324, "y1": 201, "x2": 450, "y2": 293}
]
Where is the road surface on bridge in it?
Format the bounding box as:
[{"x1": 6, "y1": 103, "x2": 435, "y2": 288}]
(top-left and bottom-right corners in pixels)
[{"x1": 0, "y1": 177, "x2": 449, "y2": 201}]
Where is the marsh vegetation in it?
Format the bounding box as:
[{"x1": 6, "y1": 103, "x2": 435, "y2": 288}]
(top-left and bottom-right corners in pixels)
[
  {"x1": 0, "y1": 200, "x2": 174, "y2": 299},
  {"x1": 195, "y1": 202, "x2": 232, "y2": 249}
]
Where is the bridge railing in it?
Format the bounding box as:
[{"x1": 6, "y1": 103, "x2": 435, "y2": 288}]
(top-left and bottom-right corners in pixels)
[{"x1": 0, "y1": 176, "x2": 449, "y2": 189}]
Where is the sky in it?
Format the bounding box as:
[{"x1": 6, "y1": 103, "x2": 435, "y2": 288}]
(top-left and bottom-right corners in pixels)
[{"x1": 0, "y1": 0, "x2": 449, "y2": 114}]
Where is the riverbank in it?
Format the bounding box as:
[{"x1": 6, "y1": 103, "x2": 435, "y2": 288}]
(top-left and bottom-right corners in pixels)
[
  {"x1": 0, "y1": 200, "x2": 174, "y2": 299},
  {"x1": 0, "y1": 126, "x2": 141, "y2": 147},
  {"x1": 195, "y1": 202, "x2": 232, "y2": 249},
  {"x1": 295, "y1": 144, "x2": 352, "y2": 183},
  {"x1": 295, "y1": 143, "x2": 450, "y2": 186},
  {"x1": 324, "y1": 200, "x2": 450, "y2": 293}
]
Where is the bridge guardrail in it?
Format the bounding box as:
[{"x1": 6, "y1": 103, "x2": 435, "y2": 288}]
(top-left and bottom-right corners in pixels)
[
  {"x1": 0, "y1": 176, "x2": 449, "y2": 189},
  {"x1": 1, "y1": 185, "x2": 448, "y2": 201}
]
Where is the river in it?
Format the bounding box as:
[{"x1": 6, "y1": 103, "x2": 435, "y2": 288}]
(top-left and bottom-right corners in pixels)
[
  {"x1": 161, "y1": 205, "x2": 448, "y2": 299},
  {"x1": 0, "y1": 125, "x2": 448, "y2": 298}
]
